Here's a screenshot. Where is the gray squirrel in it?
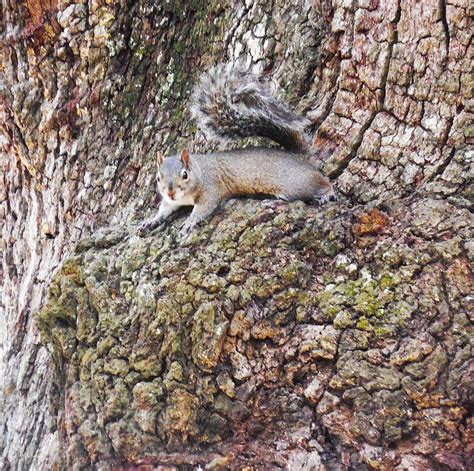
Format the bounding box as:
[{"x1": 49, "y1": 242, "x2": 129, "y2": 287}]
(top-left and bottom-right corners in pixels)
[{"x1": 138, "y1": 63, "x2": 335, "y2": 236}]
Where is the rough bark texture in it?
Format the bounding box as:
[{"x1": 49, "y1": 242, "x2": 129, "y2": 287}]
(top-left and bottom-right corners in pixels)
[{"x1": 1, "y1": 0, "x2": 472, "y2": 469}]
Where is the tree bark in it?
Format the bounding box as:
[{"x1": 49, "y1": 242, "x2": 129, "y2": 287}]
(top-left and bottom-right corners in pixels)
[{"x1": 1, "y1": 0, "x2": 472, "y2": 469}]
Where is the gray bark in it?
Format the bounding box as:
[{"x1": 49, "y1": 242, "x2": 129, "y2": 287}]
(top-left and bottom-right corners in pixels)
[{"x1": 1, "y1": 0, "x2": 472, "y2": 469}]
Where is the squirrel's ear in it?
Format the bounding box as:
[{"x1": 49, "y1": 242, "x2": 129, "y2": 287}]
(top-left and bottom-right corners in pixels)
[
  {"x1": 157, "y1": 151, "x2": 164, "y2": 166},
  {"x1": 180, "y1": 149, "x2": 190, "y2": 169}
]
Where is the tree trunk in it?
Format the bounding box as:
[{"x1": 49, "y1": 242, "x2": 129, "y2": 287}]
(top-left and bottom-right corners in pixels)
[{"x1": 1, "y1": 0, "x2": 472, "y2": 469}]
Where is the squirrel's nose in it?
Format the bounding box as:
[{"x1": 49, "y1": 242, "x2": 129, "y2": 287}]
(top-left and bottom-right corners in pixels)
[{"x1": 167, "y1": 190, "x2": 175, "y2": 199}]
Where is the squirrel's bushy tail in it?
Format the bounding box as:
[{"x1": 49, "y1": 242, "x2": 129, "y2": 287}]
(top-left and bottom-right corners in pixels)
[{"x1": 190, "y1": 63, "x2": 311, "y2": 153}]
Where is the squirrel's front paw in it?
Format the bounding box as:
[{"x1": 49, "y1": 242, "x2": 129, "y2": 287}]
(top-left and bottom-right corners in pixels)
[
  {"x1": 180, "y1": 220, "x2": 196, "y2": 236},
  {"x1": 137, "y1": 219, "x2": 159, "y2": 236},
  {"x1": 137, "y1": 222, "x2": 151, "y2": 237}
]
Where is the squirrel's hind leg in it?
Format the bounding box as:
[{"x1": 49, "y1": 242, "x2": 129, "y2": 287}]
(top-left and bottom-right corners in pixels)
[
  {"x1": 312, "y1": 188, "x2": 337, "y2": 205},
  {"x1": 312, "y1": 173, "x2": 336, "y2": 204},
  {"x1": 312, "y1": 193, "x2": 337, "y2": 205}
]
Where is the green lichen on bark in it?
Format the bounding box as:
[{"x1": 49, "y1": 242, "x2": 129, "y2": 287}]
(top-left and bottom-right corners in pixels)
[{"x1": 38, "y1": 196, "x2": 473, "y2": 469}]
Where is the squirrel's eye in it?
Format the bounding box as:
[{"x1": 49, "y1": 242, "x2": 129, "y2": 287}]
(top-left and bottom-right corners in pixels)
[
  {"x1": 181, "y1": 170, "x2": 188, "y2": 180},
  {"x1": 156, "y1": 174, "x2": 161, "y2": 182}
]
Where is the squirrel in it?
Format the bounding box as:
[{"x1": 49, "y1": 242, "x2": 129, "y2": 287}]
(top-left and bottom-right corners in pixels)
[{"x1": 138, "y1": 63, "x2": 335, "y2": 236}]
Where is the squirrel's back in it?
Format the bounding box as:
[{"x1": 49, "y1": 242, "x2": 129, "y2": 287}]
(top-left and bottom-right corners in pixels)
[
  {"x1": 192, "y1": 146, "x2": 332, "y2": 201},
  {"x1": 190, "y1": 63, "x2": 311, "y2": 153}
]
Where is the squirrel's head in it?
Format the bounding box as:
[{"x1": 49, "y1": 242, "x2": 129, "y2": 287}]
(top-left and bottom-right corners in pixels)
[{"x1": 156, "y1": 149, "x2": 194, "y2": 204}]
